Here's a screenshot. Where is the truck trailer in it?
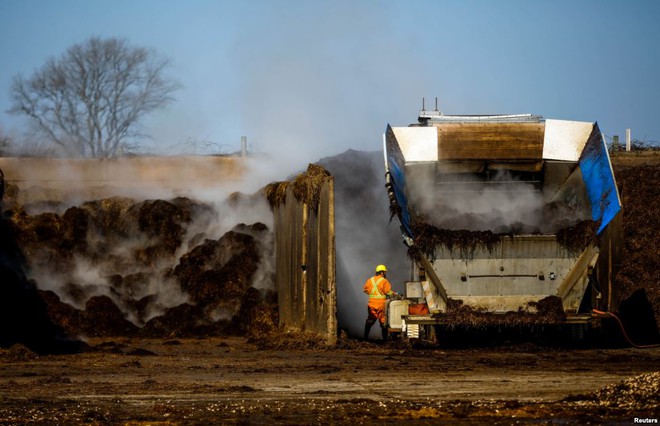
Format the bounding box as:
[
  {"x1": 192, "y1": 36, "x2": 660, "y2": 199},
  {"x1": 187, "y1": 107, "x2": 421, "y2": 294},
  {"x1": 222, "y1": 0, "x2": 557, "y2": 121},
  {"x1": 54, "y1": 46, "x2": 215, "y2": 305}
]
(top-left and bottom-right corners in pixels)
[{"x1": 383, "y1": 108, "x2": 623, "y2": 341}]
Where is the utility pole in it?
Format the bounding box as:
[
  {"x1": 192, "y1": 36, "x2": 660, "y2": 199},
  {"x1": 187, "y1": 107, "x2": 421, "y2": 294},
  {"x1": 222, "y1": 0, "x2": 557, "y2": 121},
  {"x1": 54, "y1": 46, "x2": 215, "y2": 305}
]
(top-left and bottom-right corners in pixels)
[{"x1": 241, "y1": 136, "x2": 247, "y2": 158}]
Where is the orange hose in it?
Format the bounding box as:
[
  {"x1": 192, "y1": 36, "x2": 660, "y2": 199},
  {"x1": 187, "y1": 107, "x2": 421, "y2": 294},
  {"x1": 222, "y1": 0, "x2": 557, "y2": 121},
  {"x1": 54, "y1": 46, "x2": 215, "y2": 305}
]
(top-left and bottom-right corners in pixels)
[{"x1": 593, "y1": 309, "x2": 660, "y2": 349}]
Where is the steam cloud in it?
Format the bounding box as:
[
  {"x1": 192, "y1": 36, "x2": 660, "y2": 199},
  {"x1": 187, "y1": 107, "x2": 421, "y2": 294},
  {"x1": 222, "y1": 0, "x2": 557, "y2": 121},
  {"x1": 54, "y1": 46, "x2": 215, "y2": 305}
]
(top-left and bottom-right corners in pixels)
[
  {"x1": 8, "y1": 157, "x2": 277, "y2": 333},
  {"x1": 318, "y1": 150, "x2": 409, "y2": 338},
  {"x1": 409, "y1": 169, "x2": 591, "y2": 234}
]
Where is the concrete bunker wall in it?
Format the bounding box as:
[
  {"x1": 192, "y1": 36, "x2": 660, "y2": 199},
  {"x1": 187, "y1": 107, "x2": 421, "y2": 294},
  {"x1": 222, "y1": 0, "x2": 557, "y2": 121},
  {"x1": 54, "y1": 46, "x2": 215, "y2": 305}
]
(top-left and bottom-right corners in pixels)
[
  {"x1": 0, "y1": 156, "x2": 245, "y2": 203},
  {"x1": 272, "y1": 166, "x2": 337, "y2": 344}
]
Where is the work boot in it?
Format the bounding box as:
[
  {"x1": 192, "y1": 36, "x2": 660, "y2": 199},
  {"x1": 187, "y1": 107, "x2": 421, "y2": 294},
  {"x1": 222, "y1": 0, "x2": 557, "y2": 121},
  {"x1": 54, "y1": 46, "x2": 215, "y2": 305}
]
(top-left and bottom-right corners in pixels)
[
  {"x1": 381, "y1": 326, "x2": 388, "y2": 341},
  {"x1": 363, "y1": 321, "x2": 373, "y2": 341}
]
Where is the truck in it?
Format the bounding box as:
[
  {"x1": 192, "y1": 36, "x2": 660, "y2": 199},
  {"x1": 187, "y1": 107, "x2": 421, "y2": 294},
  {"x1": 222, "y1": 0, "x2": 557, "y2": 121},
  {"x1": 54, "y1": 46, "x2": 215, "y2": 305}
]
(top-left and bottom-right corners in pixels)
[{"x1": 383, "y1": 107, "x2": 623, "y2": 341}]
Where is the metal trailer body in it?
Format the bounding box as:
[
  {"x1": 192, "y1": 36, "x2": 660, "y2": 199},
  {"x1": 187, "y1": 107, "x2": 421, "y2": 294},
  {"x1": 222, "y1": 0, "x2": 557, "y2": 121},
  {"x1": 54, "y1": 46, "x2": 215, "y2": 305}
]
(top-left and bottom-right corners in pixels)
[{"x1": 383, "y1": 111, "x2": 623, "y2": 337}]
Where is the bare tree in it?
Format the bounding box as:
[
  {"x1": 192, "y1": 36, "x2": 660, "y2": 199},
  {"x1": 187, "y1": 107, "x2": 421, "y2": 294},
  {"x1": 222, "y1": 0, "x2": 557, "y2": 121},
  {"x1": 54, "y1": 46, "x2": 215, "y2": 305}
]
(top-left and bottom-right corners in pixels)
[
  {"x1": 0, "y1": 137, "x2": 9, "y2": 156},
  {"x1": 9, "y1": 37, "x2": 180, "y2": 158},
  {"x1": 0, "y1": 125, "x2": 11, "y2": 156}
]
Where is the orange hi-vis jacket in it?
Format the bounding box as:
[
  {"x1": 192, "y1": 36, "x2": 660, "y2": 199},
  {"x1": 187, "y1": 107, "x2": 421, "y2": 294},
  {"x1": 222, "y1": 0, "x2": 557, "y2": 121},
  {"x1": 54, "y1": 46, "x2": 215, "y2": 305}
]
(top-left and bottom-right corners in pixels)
[{"x1": 363, "y1": 275, "x2": 394, "y2": 309}]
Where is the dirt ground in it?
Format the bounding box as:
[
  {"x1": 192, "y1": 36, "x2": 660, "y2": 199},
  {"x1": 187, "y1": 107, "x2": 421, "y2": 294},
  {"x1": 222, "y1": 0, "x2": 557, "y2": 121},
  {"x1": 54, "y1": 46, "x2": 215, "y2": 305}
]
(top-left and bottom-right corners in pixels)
[{"x1": 1, "y1": 337, "x2": 659, "y2": 425}]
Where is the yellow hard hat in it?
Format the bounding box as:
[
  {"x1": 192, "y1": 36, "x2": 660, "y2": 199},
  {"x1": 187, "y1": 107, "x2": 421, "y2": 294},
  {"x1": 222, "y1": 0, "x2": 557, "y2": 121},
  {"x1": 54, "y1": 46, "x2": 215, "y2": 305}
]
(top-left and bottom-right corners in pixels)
[{"x1": 376, "y1": 264, "x2": 387, "y2": 273}]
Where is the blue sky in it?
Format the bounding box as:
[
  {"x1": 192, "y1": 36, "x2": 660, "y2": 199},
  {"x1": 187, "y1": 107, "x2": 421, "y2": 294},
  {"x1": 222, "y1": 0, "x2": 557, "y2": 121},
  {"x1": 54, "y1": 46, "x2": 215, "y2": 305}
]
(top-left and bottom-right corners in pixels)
[{"x1": 1, "y1": 0, "x2": 659, "y2": 167}]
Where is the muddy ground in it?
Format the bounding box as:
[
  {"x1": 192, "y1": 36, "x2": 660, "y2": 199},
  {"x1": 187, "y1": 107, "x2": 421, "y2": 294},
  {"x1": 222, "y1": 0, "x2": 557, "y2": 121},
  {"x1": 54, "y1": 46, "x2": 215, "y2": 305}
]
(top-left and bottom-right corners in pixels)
[{"x1": 1, "y1": 337, "x2": 659, "y2": 425}]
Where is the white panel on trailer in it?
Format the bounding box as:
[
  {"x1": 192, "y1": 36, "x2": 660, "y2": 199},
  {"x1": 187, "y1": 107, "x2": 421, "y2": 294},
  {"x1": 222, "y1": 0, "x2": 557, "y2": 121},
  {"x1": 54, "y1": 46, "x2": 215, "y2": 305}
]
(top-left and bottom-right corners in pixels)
[
  {"x1": 391, "y1": 127, "x2": 438, "y2": 162},
  {"x1": 542, "y1": 119, "x2": 593, "y2": 161}
]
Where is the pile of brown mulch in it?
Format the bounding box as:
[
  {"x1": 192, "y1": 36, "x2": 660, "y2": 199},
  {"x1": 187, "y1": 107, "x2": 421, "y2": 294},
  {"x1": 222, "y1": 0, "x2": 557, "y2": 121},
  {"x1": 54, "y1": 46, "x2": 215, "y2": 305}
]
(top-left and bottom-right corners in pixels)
[
  {"x1": 0, "y1": 344, "x2": 38, "y2": 362},
  {"x1": 410, "y1": 218, "x2": 597, "y2": 262},
  {"x1": 264, "y1": 163, "x2": 332, "y2": 211},
  {"x1": 613, "y1": 164, "x2": 660, "y2": 332},
  {"x1": 173, "y1": 228, "x2": 262, "y2": 306},
  {"x1": 1, "y1": 177, "x2": 277, "y2": 341},
  {"x1": 554, "y1": 220, "x2": 598, "y2": 254},
  {"x1": 409, "y1": 222, "x2": 500, "y2": 261},
  {"x1": 564, "y1": 372, "x2": 660, "y2": 411}
]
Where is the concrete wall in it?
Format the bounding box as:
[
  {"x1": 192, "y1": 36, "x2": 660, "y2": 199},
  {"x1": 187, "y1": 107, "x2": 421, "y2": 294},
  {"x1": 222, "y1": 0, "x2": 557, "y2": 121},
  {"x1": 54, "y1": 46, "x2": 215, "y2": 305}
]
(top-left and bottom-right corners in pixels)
[
  {"x1": 273, "y1": 173, "x2": 337, "y2": 344},
  {"x1": 0, "y1": 156, "x2": 245, "y2": 203}
]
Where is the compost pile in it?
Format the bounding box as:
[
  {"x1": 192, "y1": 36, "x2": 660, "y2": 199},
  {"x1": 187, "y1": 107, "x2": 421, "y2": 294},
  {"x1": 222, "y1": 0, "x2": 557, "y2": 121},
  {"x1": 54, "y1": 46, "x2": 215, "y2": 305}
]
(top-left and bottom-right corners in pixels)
[
  {"x1": 409, "y1": 222, "x2": 501, "y2": 261},
  {"x1": 264, "y1": 163, "x2": 331, "y2": 210},
  {"x1": 0, "y1": 175, "x2": 277, "y2": 345},
  {"x1": 612, "y1": 162, "x2": 660, "y2": 333},
  {"x1": 565, "y1": 371, "x2": 660, "y2": 411}
]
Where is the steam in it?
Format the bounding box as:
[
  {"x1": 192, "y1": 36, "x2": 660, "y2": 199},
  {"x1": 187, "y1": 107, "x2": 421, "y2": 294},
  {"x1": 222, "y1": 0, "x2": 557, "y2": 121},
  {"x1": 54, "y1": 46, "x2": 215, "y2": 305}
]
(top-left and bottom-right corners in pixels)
[
  {"x1": 10, "y1": 157, "x2": 278, "y2": 330},
  {"x1": 415, "y1": 183, "x2": 546, "y2": 233},
  {"x1": 318, "y1": 150, "x2": 409, "y2": 338},
  {"x1": 408, "y1": 169, "x2": 590, "y2": 234},
  {"x1": 231, "y1": 2, "x2": 430, "y2": 170}
]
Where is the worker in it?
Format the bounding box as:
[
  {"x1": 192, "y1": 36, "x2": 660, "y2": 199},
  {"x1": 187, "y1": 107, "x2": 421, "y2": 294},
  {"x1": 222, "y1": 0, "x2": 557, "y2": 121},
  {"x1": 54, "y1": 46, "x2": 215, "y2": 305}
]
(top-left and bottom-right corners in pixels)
[{"x1": 363, "y1": 264, "x2": 399, "y2": 341}]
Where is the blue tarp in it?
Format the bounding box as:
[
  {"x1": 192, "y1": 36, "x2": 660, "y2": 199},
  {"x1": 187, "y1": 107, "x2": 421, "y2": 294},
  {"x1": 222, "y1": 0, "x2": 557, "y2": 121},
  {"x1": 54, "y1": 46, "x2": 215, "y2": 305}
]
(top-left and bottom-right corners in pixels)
[
  {"x1": 578, "y1": 124, "x2": 622, "y2": 234},
  {"x1": 387, "y1": 155, "x2": 413, "y2": 237},
  {"x1": 385, "y1": 126, "x2": 413, "y2": 238}
]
